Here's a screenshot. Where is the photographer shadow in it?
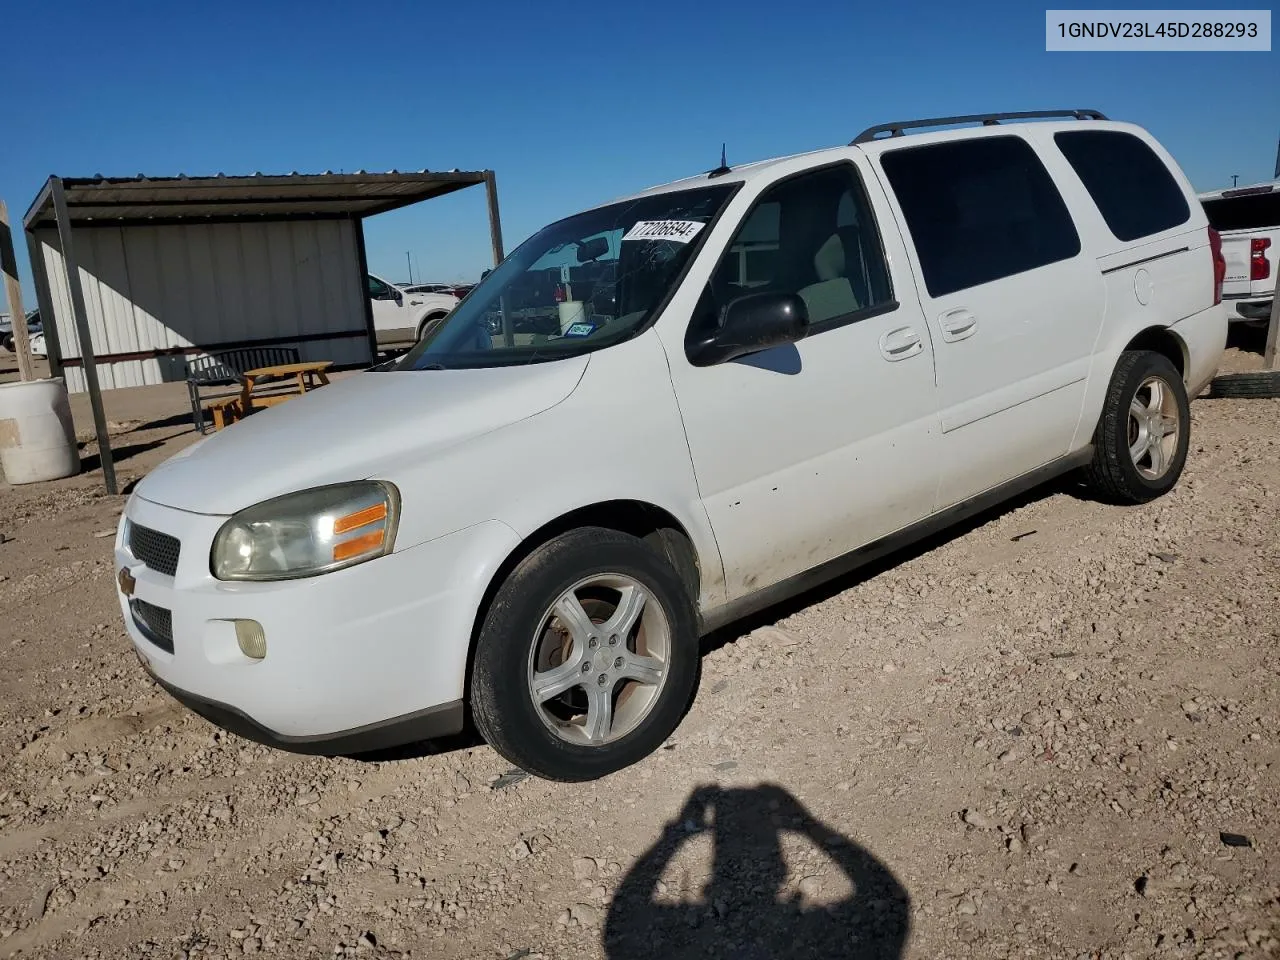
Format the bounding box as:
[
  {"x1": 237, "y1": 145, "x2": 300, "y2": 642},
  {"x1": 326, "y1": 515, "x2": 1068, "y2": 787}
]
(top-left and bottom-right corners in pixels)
[{"x1": 604, "y1": 783, "x2": 910, "y2": 959}]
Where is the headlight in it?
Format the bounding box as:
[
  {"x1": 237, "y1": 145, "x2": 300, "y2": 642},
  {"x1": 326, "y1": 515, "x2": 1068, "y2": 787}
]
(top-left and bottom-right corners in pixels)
[{"x1": 211, "y1": 481, "x2": 400, "y2": 581}]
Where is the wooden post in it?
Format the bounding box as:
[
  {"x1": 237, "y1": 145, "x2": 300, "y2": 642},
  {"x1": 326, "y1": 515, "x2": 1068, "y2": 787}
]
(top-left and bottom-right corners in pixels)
[
  {"x1": 0, "y1": 200, "x2": 35, "y2": 382},
  {"x1": 483, "y1": 170, "x2": 514, "y2": 348},
  {"x1": 1264, "y1": 269, "x2": 1280, "y2": 371},
  {"x1": 483, "y1": 170, "x2": 505, "y2": 266}
]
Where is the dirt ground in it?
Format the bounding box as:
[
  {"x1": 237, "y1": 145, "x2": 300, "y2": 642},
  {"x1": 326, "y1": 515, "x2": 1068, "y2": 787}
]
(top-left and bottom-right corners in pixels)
[{"x1": 1, "y1": 336, "x2": 1278, "y2": 960}]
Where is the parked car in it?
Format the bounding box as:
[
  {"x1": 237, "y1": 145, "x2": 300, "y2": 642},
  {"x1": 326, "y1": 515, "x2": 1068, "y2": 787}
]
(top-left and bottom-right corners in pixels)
[
  {"x1": 404, "y1": 282, "x2": 477, "y2": 301},
  {"x1": 1199, "y1": 180, "x2": 1279, "y2": 323},
  {"x1": 0, "y1": 309, "x2": 41, "y2": 352},
  {"x1": 27, "y1": 332, "x2": 47, "y2": 358},
  {"x1": 114, "y1": 110, "x2": 1226, "y2": 782},
  {"x1": 367, "y1": 273, "x2": 458, "y2": 345}
]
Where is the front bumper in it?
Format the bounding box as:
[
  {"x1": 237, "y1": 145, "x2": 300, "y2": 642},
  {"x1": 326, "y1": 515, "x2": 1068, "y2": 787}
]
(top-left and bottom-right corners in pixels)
[
  {"x1": 115, "y1": 494, "x2": 520, "y2": 744},
  {"x1": 141, "y1": 658, "x2": 463, "y2": 754}
]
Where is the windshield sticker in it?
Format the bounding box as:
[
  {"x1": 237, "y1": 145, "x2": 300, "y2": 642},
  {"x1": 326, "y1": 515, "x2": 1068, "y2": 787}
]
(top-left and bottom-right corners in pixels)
[
  {"x1": 622, "y1": 220, "x2": 706, "y2": 243},
  {"x1": 562, "y1": 321, "x2": 597, "y2": 338}
]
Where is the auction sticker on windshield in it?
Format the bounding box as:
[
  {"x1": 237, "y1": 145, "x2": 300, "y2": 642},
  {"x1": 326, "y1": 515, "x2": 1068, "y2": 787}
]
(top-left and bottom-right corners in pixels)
[{"x1": 622, "y1": 220, "x2": 706, "y2": 243}]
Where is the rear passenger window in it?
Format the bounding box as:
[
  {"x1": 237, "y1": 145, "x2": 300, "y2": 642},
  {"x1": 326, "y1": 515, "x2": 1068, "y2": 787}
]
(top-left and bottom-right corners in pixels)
[
  {"x1": 1055, "y1": 130, "x2": 1191, "y2": 242},
  {"x1": 880, "y1": 136, "x2": 1080, "y2": 298}
]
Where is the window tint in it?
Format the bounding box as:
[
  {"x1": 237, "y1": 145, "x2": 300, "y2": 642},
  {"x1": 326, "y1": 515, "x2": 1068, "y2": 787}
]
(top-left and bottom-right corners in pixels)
[
  {"x1": 880, "y1": 136, "x2": 1081, "y2": 298},
  {"x1": 1202, "y1": 190, "x2": 1280, "y2": 232},
  {"x1": 1055, "y1": 130, "x2": 1191, "y2": 242},
  {"x1": 700, "y1": 164, "x2": 893, "y2": 332}
]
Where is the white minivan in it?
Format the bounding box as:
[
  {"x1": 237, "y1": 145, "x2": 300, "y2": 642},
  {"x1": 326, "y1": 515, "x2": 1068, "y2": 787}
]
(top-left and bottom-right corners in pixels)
[{"x1": 115, "y1": 110, "x2": 1227, "y2": 782}]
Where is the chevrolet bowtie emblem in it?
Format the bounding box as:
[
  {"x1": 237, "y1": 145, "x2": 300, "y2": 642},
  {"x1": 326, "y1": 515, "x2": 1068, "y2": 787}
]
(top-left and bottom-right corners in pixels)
[{"x1": 118, "y1": 566, "x2": 137, "y2": 597}]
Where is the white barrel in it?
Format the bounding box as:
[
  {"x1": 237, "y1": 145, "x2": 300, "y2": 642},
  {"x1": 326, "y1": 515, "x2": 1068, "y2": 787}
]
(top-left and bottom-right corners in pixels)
[
  {"x1": 0, "y1": 378, "x2": 80, "y2": 484},
  {"x1": 557, "y1": 300, "x2": 587, "y2": 333}
]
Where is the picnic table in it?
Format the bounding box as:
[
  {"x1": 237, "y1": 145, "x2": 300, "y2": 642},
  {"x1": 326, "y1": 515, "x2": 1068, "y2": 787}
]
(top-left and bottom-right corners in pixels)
[
  {"x1": 241, "y1": 360, "x2": 332, "y2": 412},
  {"x1": 206, "y1": 360, "x2": 332, "y2": 431}
]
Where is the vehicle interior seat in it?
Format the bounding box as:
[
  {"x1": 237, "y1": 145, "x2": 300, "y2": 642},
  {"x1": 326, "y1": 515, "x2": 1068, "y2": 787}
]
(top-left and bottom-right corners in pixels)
[{"x1": 796, "y1": 228, "x2": 868, "y2": 323}]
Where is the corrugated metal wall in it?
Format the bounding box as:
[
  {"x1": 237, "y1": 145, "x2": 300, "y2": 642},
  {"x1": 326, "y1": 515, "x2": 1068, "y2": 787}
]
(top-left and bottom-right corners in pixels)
[{"x1": 34, "y1": 219, "x2": 371, "y2": 393}]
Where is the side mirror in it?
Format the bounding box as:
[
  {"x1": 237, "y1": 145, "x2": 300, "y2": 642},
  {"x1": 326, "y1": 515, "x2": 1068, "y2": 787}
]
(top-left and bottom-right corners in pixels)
[
  {"x1": 392, "y1": 289, "x2": 404, "y2": 307},
  {"x1": 686, "y1": 292, "x2": 809, "y2": 366},
  {"x1": 576, "y1": 236, "x2": 610, "y2": 263}
]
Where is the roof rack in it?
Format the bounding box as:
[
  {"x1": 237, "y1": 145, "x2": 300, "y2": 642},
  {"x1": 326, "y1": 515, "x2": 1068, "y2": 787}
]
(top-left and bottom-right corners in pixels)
[{"x1": 851, "y1": 109, "x2": 1108, "y2": 145}]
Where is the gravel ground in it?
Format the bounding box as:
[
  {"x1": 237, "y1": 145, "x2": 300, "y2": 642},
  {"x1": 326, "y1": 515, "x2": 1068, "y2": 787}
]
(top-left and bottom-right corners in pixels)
[{"x1": 1, "y1": 343, "x2": 1278, "y2": 960}]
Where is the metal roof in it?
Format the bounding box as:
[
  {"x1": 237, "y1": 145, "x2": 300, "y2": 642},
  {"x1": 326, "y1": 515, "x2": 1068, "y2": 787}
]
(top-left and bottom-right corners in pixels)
[{"x1": 24, "y1": 169, "x2": 490, "y2": 228}]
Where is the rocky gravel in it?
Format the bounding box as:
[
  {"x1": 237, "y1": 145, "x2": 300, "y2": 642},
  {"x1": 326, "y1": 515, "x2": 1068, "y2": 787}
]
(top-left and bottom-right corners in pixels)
[{"x1": 1, "y1": 346, "x2": 1278, "y2": 959}]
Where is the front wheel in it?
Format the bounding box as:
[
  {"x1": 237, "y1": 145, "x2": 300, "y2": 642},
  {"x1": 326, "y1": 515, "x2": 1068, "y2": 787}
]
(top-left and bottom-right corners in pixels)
[
  {"x1": 1083, "y1": 350, "x2": 1190, "y2": 504},
  {"x1": 470, "y1": 527, "x2": 699, "y2": 781}
]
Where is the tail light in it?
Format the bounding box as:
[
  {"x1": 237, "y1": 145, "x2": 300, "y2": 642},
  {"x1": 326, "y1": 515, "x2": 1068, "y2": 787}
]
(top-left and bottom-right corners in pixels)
[
  {"x1": 1251, "y1": 237, "x2": 1272, "y2": 282},
  {"x1": 1208, "y1": 227, "x2": 1225, "y2": 305}
]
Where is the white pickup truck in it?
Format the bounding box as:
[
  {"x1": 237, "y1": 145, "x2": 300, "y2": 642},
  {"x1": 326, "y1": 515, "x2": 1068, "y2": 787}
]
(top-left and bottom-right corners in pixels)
[
  {"x1": 366, "y1": 273, "x2": 459, "y2": 348},
  {"x1": 1200, "y1": 180, "x2": 1279, "y2": 324}
]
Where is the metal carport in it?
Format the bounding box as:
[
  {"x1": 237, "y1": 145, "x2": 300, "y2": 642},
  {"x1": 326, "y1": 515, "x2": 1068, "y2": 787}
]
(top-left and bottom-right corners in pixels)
[{"x1": 23, "y1": 169, "x2": 505, "y2": 494}]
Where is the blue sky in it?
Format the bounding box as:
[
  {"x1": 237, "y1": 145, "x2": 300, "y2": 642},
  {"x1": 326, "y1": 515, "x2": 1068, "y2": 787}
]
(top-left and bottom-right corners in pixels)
[{"x1": 3, "y1": 0, "x2": 1277, "y2": 295}]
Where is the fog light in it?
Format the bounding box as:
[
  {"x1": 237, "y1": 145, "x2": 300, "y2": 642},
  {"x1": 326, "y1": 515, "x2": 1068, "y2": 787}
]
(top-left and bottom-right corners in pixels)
[{"x1": 234, "y1": 620, "x2": 267, "y2": 660}]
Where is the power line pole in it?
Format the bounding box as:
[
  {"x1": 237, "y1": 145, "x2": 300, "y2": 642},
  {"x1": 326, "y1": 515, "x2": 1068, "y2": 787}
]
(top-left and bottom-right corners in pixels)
[{"x1": 1231, "y1": 174, "x2": 1239, "y2": 188}]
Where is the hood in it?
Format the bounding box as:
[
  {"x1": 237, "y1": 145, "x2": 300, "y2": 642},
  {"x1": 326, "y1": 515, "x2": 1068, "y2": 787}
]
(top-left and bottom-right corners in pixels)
[{"x1": 137, "y1": 358, "x2": 589, "y2": 515}]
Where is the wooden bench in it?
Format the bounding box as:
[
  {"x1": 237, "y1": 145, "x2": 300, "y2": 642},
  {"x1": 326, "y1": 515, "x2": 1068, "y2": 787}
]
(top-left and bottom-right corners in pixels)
[
  {"x1": 205, "y1": 397, "x2": 244, "y2": 431},
  {"x1": 186, "y1": 346, "x2": 301, "y2": 434}
]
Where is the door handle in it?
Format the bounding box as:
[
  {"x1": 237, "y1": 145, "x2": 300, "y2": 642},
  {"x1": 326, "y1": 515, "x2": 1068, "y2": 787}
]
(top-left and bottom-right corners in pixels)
[
  {"x1": 939, "y1": 308, "x2": 978, "y2": 342},
  {"x1": 879, "y1": 326, "x2": 923, "y2": 361}
]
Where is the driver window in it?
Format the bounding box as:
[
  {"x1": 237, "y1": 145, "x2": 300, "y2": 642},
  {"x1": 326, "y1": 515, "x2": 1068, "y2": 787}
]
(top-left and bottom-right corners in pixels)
[{"x1": 705, "y1": 164, "x2": 893, "y2": 331}]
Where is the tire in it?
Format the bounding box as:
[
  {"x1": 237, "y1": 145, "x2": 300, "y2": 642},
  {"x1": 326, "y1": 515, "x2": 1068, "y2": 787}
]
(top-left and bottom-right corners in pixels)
[
  {"x1": 470, "y1": 526, "x2": 699, "y2": 781},
  {"x1": 417, "y1": 314, "x2": 447, "y2": 341},
  {"x1": 1083, "y1": 350, "x2": 1190, "y2": 505},
  {"x1": 1206, "y1": 371, "x2": 1280, "y2": 400}
]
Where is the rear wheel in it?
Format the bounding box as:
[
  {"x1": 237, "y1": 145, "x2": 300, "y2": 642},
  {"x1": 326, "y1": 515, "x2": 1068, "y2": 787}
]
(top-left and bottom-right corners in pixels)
[
  {"x1": 1084, "y1": 350, "x2": 1190, "y2": 504},
  {"x1": 470, "y1": 527, "x2": 699, "y2": 781}
]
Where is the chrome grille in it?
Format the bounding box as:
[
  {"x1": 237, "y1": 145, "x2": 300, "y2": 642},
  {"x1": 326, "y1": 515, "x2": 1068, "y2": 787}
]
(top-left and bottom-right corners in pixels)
[
  {"x1": 130, "y1": 599, "x2": 174, "y2": 654},
  {"x1": 128, "y1": 523, "x2": 181, "y2": 577}
]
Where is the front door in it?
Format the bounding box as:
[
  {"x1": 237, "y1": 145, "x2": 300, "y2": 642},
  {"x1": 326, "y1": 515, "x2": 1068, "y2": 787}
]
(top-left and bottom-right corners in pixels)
[
  {"x1": 367, "y1": 274, "x2": 407, "y2": 335},
  {"x1": 664, "y1": 158, "x2": 941, "y2": 600}
]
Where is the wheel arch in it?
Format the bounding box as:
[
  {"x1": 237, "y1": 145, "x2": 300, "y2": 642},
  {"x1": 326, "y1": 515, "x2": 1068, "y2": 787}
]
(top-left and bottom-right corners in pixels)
[
  {"x1": 462, "y1": 499, "x2": 704, "y2": 706},
  {"x1": 415, "y1": 311, "x2": 451, "y2": 340},
  {"x1": 1123, "y1": 325, "x2": 1188, "y2": 380},
  {"x1": 1071, "y1": 320, "x2": 1195, "y2": 462}
]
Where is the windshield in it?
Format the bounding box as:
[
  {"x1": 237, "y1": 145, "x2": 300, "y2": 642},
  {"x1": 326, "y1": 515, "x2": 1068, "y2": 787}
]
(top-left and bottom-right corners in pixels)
[{"x1": 397, "y1": 183, "x2": 737, "y2": 369}]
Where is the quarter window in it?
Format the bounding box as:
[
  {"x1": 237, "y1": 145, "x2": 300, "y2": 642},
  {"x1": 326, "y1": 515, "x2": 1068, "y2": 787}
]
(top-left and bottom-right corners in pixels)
[
  {"x1": 880, "y1": 136, "x2": 1081, "y2": 298},
  {"x1": 699, "y1": 164, "x2": 894, "y2": 334},
  {"x1": 1055, "y1": 130, "x2": 1191, "y2": 242}
]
